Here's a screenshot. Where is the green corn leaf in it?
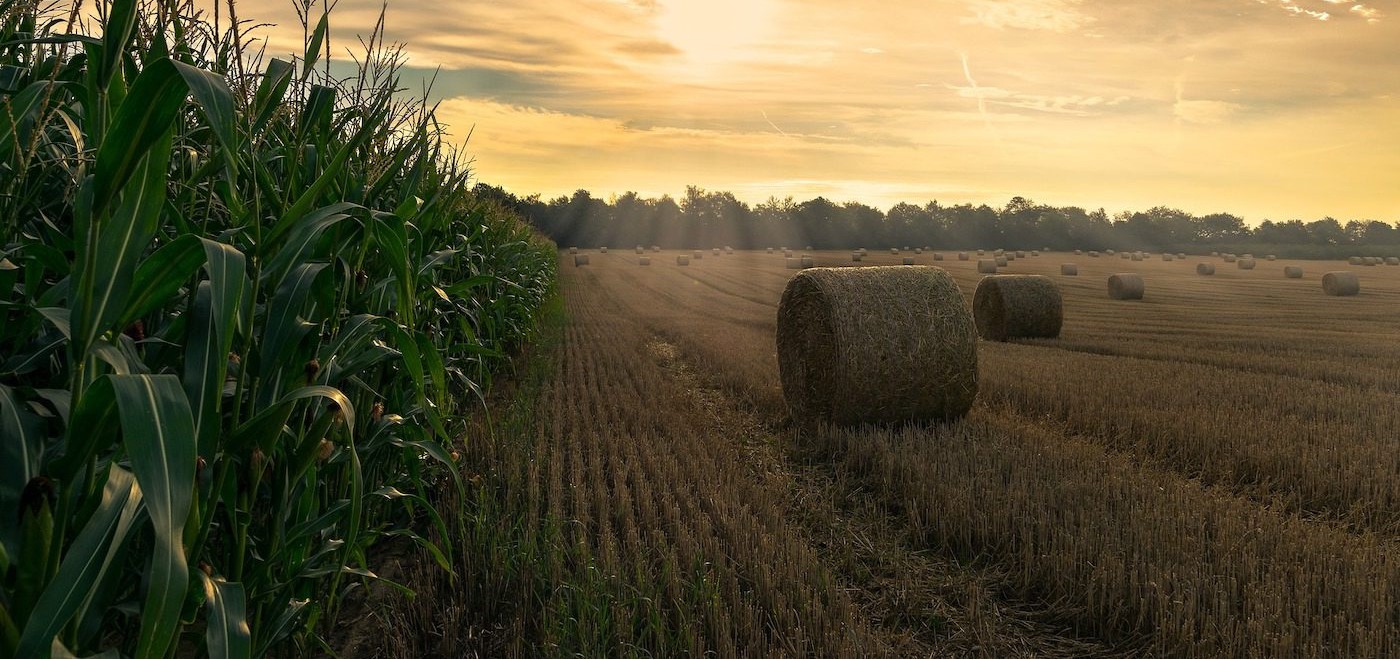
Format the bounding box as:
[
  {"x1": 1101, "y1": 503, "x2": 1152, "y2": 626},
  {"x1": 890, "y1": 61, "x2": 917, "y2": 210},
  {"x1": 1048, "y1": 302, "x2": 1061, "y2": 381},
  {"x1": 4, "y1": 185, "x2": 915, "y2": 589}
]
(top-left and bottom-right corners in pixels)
[
  {"x1": 182, "y1": 283, "x2": 222, "y2": 458},
  {"x1": 47, "y1": 376, "x2": 116, "y2": 483},
  {"x1": 110, "y1": 374, "x2": 196, "y2": 658},
  {"x1": 95, "y1": 0, "x2": 138, "y2": 91},
  {"x1": 371, "y1": 213, "x2": 413, "y2": 325},
  {"x1": 171, "y1": 61, "x2": 239, "y2": 173},
  {"x1": 227, "y1": 386, "x2": 353, "y2": 456},
  {"x1": 15, "y1": 466, "x2": 142, "y2": 658},
  {"x1": 251, "y1": 59, "x2": 293, "y2": 134},
  {"x1": 302, "y1": 11, "x2": 329, "y2": 80},
  {"x1": 72, "y1": 130, "x2": 172, "y2": 361},
  {"x1": 269, "y1": 94, "x2": 389, "y2": 244},
  {"x1": 199, "y1": 575, "x2": 250, "y2": 659},
  {"x1": 90, "y1": 58, "x2": 187, "y2": 214},
  {"x1": 0, "y1": 385, "x2": 43, "y2": 553},
  {"x1": 115, "y1": 234, "x2": 199, "y2": 333},
  {"x1": 260, "y1": 262, "x2": 329, "y2": 379},
  {"x1": 262, "y1": 202, "x2": 359, "y2": 286}
]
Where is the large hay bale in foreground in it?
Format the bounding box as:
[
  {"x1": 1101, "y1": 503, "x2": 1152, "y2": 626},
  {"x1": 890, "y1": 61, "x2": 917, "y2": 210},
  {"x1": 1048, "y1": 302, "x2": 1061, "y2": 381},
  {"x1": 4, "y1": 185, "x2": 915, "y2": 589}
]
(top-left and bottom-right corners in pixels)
[
  {"x1": 958, "y1": 252, "x2": 969, "y2": 261},
  {"x1": 995, "y1": 256, "x2": 1009, "y2": 267},
  {"x1": 776, "y1": 266, "x2": 978, "y2": 426},
  {"x1": 639, "y1": 257, "x2": 651, "y2": 266},
  {"x1": 1197, "y1": 263, "x2": 1215, "y2": 275},
  {"x1": 1238, "y1": 258, "x2": 1256, "y2": 270},
  {"x1": 1061, "y1": 263, "x2": 1078, "y2": 275},
  {"x1": 1107, "y1": 273, "x2": 1145, "y2": 300},
  {"x1": 1283, "y1": 265, "x2": 1302, "y2": 278},
  {"x1": 1322, "y1": 271, "x2": 1359, "y2": 296},
  {"x1": 973, "y1": 275, "x2": 1063, "y2": 341},
  {"x1": 978, "y1": 259, "x2": 998, "y2": 274},
  {"x1": 574, "y1": 255, "x2": 590, "y2": 266},
  {"x1": 677, "y1": 255, "x2": 690, "y2": 266}
]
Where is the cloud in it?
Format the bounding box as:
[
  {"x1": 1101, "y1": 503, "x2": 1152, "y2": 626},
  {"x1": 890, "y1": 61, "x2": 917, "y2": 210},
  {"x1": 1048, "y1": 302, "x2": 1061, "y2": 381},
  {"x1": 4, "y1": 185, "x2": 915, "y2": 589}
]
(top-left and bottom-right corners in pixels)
[
  {"x1": 1174, "y1": 99, "x2": 1244, "y2": 124},
  {"x1": 961, "y1": 0, "x2": 1095, "y2": 32}
]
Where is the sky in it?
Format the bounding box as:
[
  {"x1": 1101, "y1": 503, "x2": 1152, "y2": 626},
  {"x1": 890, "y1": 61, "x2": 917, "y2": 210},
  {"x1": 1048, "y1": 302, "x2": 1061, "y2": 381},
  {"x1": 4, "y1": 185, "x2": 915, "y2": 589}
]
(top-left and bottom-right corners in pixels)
[{"x1": 233, "y1": 0, "x2": 1399, "y2": 223}]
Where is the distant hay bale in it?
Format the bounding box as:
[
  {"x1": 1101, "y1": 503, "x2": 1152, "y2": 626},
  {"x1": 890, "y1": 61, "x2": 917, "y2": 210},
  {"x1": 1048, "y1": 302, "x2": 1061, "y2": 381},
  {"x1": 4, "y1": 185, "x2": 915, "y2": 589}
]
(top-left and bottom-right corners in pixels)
[
  {"x1": 639, "y1": 257, "x2": 651, "y2": 266},
  {"x1": 568, "y1": 247, "x2": 578, "y2": 254},
  {"x1": 1224, "y1": 254, "x2": 1237, "y2": 263},
  {"x1": 1015, "y1": 250, "x2": 1026, "y2": 258},
  {"x1": 903, "y1": 246, "x2": 911, "y2": 251},
  {"x1": 786, "y1": 258, "x2": 802, "y2": 269},
  {"x1": 1107, "y1": 273, "x2": 1145, "y2": 300},
  {"x1": 1196, "y1": 263, "x2": 1215, "y2": 275},
  {"x1": 933, "y1": 253, "x2": 944, "y2": 261},
  {"x1": 995, "y1": 256, "x2": 1009, "y2": 267},
  {"x1": 1210, "y1": 251, "x2": 1219, "y2": 257},
  {"x1": 1242, "y1": 254, "x2": 1253, "y2": 259},
  {"x1": 1074, "y1": 249, "x2": 1083, "y2": 255},
  {"x1": 994, "y1": 249, "x2": 1005, "y2": 256},
  {"x1": 1088, "y1": 250, "x2": 1100, "y2": 257},
  {"x1": 958, "y1": 251, "x2": 970, "y2": 260},
  {"x1": 573, "y1": 255, "x2": 590, "y2": 266},
  {"x1": 767, "y1": 247, "x2": 774, "y2": 254},
  {"x1": 1322, "y1": 271, "x2": 1359, "y2": 296},
  {"x1": 1176, "y1": 253, "x2": 1185, "y2": 259},
  {"x1": 902, "y1": 256, "x2": 915, "y2": 265},
  {"x1": 635, "y1": 246, "x2": 644, "y2": 254},
  {"x1": 1386, "y1": 257, "x2": 1399, "y2": 265},
  {"x1": 1348, "y1": 256, "x2": 1362, "y2": 265},
  {"x1": 859, "y1": 248, "x2": 868, "y2": 255},
  {"x1": 677, "y1": 255, "x2": 690, "y2": 266},
  {"x1": 801, "y1": 256, "x2": 815, "y2": 268},
  {"x1": 713, "y1": 248, "x2": 721, "y2": 255},
  {"x1": 978, "y1": 249, "x2": 986, "y2": 255},
  {"x1": 1004, "y1": 254, "x2": 1016, "y2": 262},
  {"x1": 781, "y1": 246, "x2": 789, "y2": 252},
  {"x1": 915, "y1": 247, "x2": 923, "y2": 254},
  {"x1": 725, "y1": 246, "x2": 734, "y2": 254},
  {"x1": 1283, "y1": 265, "x2": 1302, "y2": 278},
  {"x1": 978, "y1": 259, "x2": 998, "y2": 274},
  {"x1": 776, "y1": 266, "x2": 978, "y2": 426},
  {"x1": 891, "y1": 247, "x2": 900, "y2": 255},
  {"x1": 1042, "y1": 246, "x2": 1050, "y2": 252},
  {"x1": 1365, "y1": 257, "x2": 1381, "y2": 266},
  {"x1": 1031, "y1": 250, "x2": 1040, "y2": 256},
  {"x1": 973, "y1": 275, "x2": 1063, "y2": 341},
  {"x1": 1237, "y1": 258, "x2": 1256, "y2": 270},
  {"x1": 1060, "y1": 263, "x2": 1078, "y2": 275},
  {"x1": 693, "y1": 250, "x2": 704, "y2": 259},
  {"x1": 1162, "y1": 254, "x2": 1174, "y2": 262},
  {"x1": 1266, "y1": 254, "x2": 1276, "y2": 261},
  {"x1": 652, "y1": 245, "x2": 661, "y2": 252},
  {"x1": 600, "y1": 247, "x2": 608, "y2": 254},
  {"x1": 1105, "y1": 249, "x2": 1115, "y2": 255},
  {"x1": 806, "y1": 245, "x2": 814, "y2": 251},
  {"x1": 785, "y1": 250, "x2": 794, "y2": 257},
  {"x1": 1130, "y1": 252, "x2": 1142, "y2": 261},
  {"x1": 852, "y1": 252, "x2": 863, "y2": 262},
  {"x1": 1119, "y1": 252, "x2": 1130, "y2": 259}
]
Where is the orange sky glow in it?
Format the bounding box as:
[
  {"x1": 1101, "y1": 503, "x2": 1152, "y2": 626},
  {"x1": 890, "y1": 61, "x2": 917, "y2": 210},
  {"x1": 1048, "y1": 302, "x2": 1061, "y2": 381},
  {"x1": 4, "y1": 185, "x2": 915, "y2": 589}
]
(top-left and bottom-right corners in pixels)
[{"x1": 236, "y1": 0, "x2": 1399, "y2": 223}]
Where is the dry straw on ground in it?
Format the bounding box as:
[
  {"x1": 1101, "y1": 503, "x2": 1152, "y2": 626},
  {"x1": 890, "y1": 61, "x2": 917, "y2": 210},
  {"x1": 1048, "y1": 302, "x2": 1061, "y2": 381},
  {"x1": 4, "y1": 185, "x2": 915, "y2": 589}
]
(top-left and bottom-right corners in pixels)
[
  {"x1": 574, "y1": 255, "x2": 590, "y2": 266},
  {"x1": 1197, "y1": 263, "x2": 1216, "y2": 275},
  {"x1": 1061, "y1": 264, "x2": 1078, "y2": 275},
  {"x1": 776, "y1": 266, "x2": 978, "y2": 427},
  {"x1": 1284, "y1": 266, "x2": 1303, "y2": 278},
  {"x1": 1322, "y1": 271, "x2": 1360, "y2": 296},
  {"x1": 978, "y1": 259, "x2": 998, "y2": 274},
  {"x1": 1108, "y1": 273, "x2": 1145, "y2": 300},
  {"x1": 973, "y1": 275, "x2": 1064, "y2": 341}
]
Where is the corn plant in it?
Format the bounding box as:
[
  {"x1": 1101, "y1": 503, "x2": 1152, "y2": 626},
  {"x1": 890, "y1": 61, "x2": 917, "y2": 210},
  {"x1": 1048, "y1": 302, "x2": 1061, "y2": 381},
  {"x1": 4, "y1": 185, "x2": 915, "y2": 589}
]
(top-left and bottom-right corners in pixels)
[{"x1": 0, "y1": 0, "x2": 555, "y2": 656}]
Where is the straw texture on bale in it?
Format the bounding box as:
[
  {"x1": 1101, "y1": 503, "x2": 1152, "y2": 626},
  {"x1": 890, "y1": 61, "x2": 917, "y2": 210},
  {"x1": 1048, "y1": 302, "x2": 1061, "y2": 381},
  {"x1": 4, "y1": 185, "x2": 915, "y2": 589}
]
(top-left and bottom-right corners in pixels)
[
  {"x1": 1238, "y1": 258, "x2": 1256, "y2": 270},
  {"x1": 1061, "y1": 263, "x2": 1078, "y2": 275},
  {"x1": 1322, "y1": 271, "x2": 1359, "y2": 296},
  {"x1": 902, "y1": 257, "x2": 915, "y2": 265},
  {"x1": 677, "y1": 256, "x2": 690, "y2": 266},
  {"x1": 573, "y1": 255, "x2": 590, "y2": 266},
  {"x1": 1283, "y1": 265, "x2": 1302, "y2": 278},
  {"x1": 639, "y1": 257, "x2": 651, "y2": 266},
  {"x1": 958, "y1": 252, "x2": 969, "y2": 260},
  {"x1": 995, "y1": 256, "x2": 1009, "y2": 267},
  {"x1": 1197, "y1": 263, "x2": 1215, "y2": 275},
  {"x1": 977, "y1": 259, "x2": 998, "y2": 274},
  {"x1": 933, "y1": 253, "x2": 944, "y2": 261},
  {"x1": 776, "y1": 266, "x2": 978, "y2": 427},
  {"x1": 973, "y1": 275, "x2": 1063, "y2": 341},
  {"x1": 1107, "y1": 273, "x2": 1145, "y2": 300}
]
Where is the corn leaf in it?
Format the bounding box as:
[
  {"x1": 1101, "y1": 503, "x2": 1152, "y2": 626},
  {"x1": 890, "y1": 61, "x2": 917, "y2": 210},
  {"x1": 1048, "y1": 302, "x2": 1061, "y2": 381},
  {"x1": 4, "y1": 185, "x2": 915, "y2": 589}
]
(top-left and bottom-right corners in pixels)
[{"x1": 199, "y1": 575, "x2": 249, "y2": 659}]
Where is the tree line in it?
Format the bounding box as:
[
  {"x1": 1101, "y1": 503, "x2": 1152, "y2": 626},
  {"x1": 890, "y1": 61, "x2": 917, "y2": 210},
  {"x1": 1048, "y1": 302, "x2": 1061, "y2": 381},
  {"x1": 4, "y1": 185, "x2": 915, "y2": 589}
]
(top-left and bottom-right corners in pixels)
[{"x1": 473, "y1": 184, "x2": 1400, "y2": 258}]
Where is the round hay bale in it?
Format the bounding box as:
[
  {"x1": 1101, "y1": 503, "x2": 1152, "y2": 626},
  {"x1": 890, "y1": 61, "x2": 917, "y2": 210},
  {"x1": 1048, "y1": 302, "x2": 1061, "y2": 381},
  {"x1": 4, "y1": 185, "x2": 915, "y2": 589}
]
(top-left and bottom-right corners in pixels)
[
  {"x1": 1060, "y1": 263, "x2": 1078, "y2": 276},
  {"x1": 1242, "y1": 254, "x2": 1253, "y2": 259},
  {"x1": 1365, "y1": 256, "x2": 1381, "y2": 266},
  {"x1": 1223, "y1": 254, "x2": 1237, "y2": 263},
  {"x1": 1283, "y1": 265, "x2": 1302, "y2": 278},
  {"x1": 1386, "y1": 256, "x2": 1399, "y2": 265},
  {"x1": 902, "y1": 256, "x2": 915, "y2": 265},
  {"x1": 574, "y1": 255, "x2": 590, "y2": 266},
  {"x1": 805, "y1": 245, "x2": 814, "y2": 251},
  {"x1": 1196, "y1": 263, "x2": 1215, "y2": 275},
  {"x1": 1210, "y1": 251, "x2": 1219, "y2": 257},
  {"x1": 903, "y1": 246, "x2": 911, "y2": 251},
  {"x1": 693, "y1": 250, "x2": 704, "y2": 259},
  {"x1": 852, "y1": 252, "x2": 863, "y2": 262},
  {"x1": 1088, "y1": 250, "x2": 1100, "y2": 258},
  {"x1": 1106, "y1": 249, "x2": 1115, "y2": 255},
  {"x1": 995, "y1": 256, "x2": 1009, "y2": 267},
  {"x1": 1119, "y1": 252, "x2": 1130, "y2": 259},
  {"x1": 977, "y1": 249, "x2": 986, "y2": 255},
  {"x1": 994, "y1": 249, "x2": 1005, "y2": 256},
  {"x1": 891, "y1": 247, "x2": 900, "y2": 255},
  {"x1": 1015, "y1": 250, "x2": 1026, "y2": 258},
  {"x1": 973, "y1": 275, "x2": 1063, "y2": 341},
  {"x1": 784, "y1": 250, "x2": 794, "y2": 258},
  {"x1": 1074, "y1": 249, "x2": 1083, "y2": 255},
  {"x1": 1237, "y1": 258, "x2": 1256, "y2": 270},
  {"x1": 933, "y1": 252, "x2": 944, "y2": 261},
  {"x1": 1005, "y1": 254, "x2": 1016, "y2": 262},
  {"x1": 713, "y1": 248, "x2": 721, "y2": 255},
  {"x1": 786, "y1": 258, "x2": 802, "y2": 269},
  {"x1": 639, "y1": 257, "x2": 651, "y2": 266},
  {"x1": 569, "y1": 247, "x2": 578, "y2": 254},
  {"x1": 725, "y1": 246, "x2": 734, "y2": 254},
  {"x1": 600, "y1": 247, "x2": 608, "y2": 254},
  {"x1": 859, "y1": 248, "x2": 868, "y2": 255},
  {"x1": 1176, "y1": 252, "x2": 1185, "y2": 259},
  {"x1": 781, "y1": 246, "x2": 789, "y2": 252},
  {"x1": 1130, "y1": 252, "x2": 1142, "y2": 262},
  {"x1": 677, "y1": 255, "x2": 690, "y2": 266},
  {"x1": 915, "y1": 247, "x2": 923, "y2": 254},
  {"x1": 977, "y1": 259, "x2": 998, "y2": 274},
  {"x1": 635, "y1": 246, "x2": 644, "y2": 254},
  {"x1": 776, "y1": 266, "x2": 978, "y2": 426},
  {"x1": 1266, "y1": 254, "x2": 1276, "y2": 261},
  {"x1": 958, "y1": 252, "x2": 970, "y2": 261},
  {"x1": 1107, "y1": 273, "x2": 1145, "y2": 300},
  {"x1": 1348, "y1": 256, "x2": 1363, "y2": 265},
  {"x1": 652, "y1": 245, "x2": 661, "y2": 252},
  {"x1": 1322, "y1": 271, "x2": 1359, "y2": 296},
  {"x1": 1031, "y1": 250, "x2": 1040, "y2": 257},
  {"x1": 801, "y1": 256, "x2": 815, "y2": 268},
  {"x1": 1162, "y1": 254, "x2": 1174, "y2": 262},
  {"x1": 767, "y1": 247, "x2": 774, "y2": 254}
]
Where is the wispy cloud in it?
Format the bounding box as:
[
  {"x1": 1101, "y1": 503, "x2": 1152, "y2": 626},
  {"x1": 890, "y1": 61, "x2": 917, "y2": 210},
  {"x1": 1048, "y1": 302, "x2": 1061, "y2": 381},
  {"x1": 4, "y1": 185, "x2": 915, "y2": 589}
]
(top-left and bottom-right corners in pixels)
[{"x1": 960, "y1": 0, "x2": 1095, "y2": 32}]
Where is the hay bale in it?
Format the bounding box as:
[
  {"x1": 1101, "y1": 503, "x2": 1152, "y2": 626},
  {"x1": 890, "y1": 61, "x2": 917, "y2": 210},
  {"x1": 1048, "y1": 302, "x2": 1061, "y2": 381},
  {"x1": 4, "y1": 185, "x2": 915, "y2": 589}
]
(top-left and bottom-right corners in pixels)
[
  {"x1": 1176, "y1": 253, "x2": 1185, "y2": 259},
  {"x1": 1196, "y1": 263, "x2": 1215, "y2": 275},
  {"x1": 784, "y1": 250, "x2": 794, "y2": 258},
  {"x1": 995, "y1": 256, "x2": 1009, "y2": 267},
  {"x1": 977, "y1": 259, "x2": 998, "y2": 274},
  {"x1": 569, "y1": 247, "x2": 578, "y2": 254},
  {"x1": 1031, "y1": 250, "x2": 1040, "y2": 257},
  {"x1": 1162, "y1": 254, "x2": 1174, "y2": 262},
  {"x1": 1060, "y1": 263, "x2": 1078, "y2": 276},
  {"x1": 1266, "y1": 254, "x2": 1276, "y2": 261},
  {"x1": 767, "y1": 247, "x2": 774, "y2": 254},
  {"x1": 1365, "y1": 257, "x2": 1381, "y2": 266},
  {"x1": 725, "y1": 246, "x2": 734, "y2": 254},
  {"x1": 1005, "y1": 254, "x2": 1016, "y2": 262},
  {"x1": 1015, "y1": 250, "x2": 1026, "y2": 258},
  {"x1": 1106, "y1": 249, "x2": 1115, "y2": 255},
  {"x1": 1237, "y1": 258, "x2": 1256, "y2": 270},
  {"x1": 891, "y1": 248, "x2": 900, "y2": 255},
  {"x1": 1130, "y1": 252, "x2": 1142, "y2": 262},
  {"x1": 933, "y1": 252, "x2": 944, "y2": 261},
  {"x1": 1348, "y1": 256, "x2": 1362, "y2": 265},
  {"x1": 915, "y1": 247, "x2": 923, "y2": 254},
  {"x1": 1088, "y1": 250, "x2": 1099, "y2": 257},
  {"x1": 1210, "y1": 251, "x2": 1219, "y2": 257},
  {"x1": 677, "y1": 255, "x2": 690, "y2": 266},
  {"x1": 1074, "y1": 249, "x2": 1083, "y2": 255},
  {"x1": 600, "y1": 247, "x2": 608, "y2": 254},
  {"x1": 1322, "y1": 271, "x2": 1359, "y2": 296},
  {"x1": 973, "y1": 275, "x2": 1063, "y2": 341},
  {"x1": 639, "y1": 257, "x2": 651, "y2": 266},
  {"x1": 958, "y1": 252, "x2": 969, "y2": 261},
  {"x1": 801, "y1": 256, "x2": 815, "y2": 268},
  {"x1": 1119, "y1": 252, "x2": 1130, "y2": 259},
  {"x1": 1283, "y1": 265, "x2": 1302, "y2": 278},
  {"x1": 978, "y1": 249, "x2": 986, "y2": 255},
  {"x1": 776, "y1": 266, "x2": 978, "y2": 426},
  {"x1": 712, "y1": 248, "x2": 721, "y2": 255},
  {"x1": 1107, "y1": 273, "x2": 1144, "y2": 300},
  {"x1": 902, "y1": 256, "x2": 915, "y2": 265},
  {"x1": 1224, "y1": 254, "x2": 1237, "y2": 263},
  {"x1": 1386, "y1": 257, "x2": 1399, "y2": 265},
  {"x1": 574, "y1": 255, "x2": 590, "y2": 266},
  {"x1": 994, "y1": 249, "x2": 1005, "y2": 256},
  {"x1": 636, "y1": 246, "x2": 644, "y2": 254},
  {"x1": 903, "y1": 246, "x2": 911, "y2": 251},
  {"x1": 852, "y1": 252, "x2": 863, "y2": 262},
  {"x1": 786, "y1": 258, "x2": 802, "y2": 269},
  {"x1": 693, "y1": 250, "x2": 703, "y2": 259},
  {"x1": 652, "y1": 245, "x2": 661, "y2": 252},
  {"x1": 805, "y1": 245, "x2": 814, "y2": 251}
]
